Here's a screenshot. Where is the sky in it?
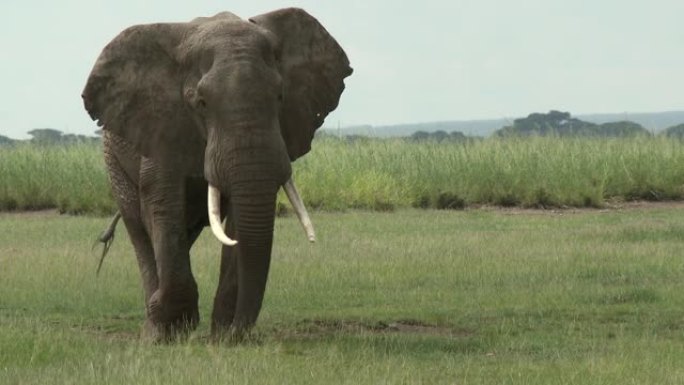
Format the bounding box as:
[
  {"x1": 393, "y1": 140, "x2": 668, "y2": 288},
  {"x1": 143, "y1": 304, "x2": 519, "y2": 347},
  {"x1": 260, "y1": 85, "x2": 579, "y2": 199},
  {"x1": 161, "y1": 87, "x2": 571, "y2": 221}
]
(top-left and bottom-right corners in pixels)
[{"x1": 1, "y1": 0, "x2": 683, "y2": 139}]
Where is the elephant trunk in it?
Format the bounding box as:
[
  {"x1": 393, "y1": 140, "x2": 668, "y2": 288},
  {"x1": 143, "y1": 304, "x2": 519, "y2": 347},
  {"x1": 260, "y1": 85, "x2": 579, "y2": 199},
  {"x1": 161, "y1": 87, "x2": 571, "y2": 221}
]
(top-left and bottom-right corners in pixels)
[
  {"x1": 204, "y1": 121, "x2": 314, "y2": 332},
  {"x1": 228, "y1": 180, "x2": 279, "y2": 330}
]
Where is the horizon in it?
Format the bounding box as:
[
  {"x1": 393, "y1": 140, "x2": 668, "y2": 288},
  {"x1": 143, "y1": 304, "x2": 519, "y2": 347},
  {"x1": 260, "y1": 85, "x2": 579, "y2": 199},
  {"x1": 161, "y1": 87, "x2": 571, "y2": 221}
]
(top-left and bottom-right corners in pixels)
[
  {"x1": 2, "y1": 0, "x2": 683, "y2": 139},
  {"x1": 4, "y1": 109, "x2": 684, "y2": 140},
  {"x1": 332, "y1": 109, "x2": 684, "y2": 128}
]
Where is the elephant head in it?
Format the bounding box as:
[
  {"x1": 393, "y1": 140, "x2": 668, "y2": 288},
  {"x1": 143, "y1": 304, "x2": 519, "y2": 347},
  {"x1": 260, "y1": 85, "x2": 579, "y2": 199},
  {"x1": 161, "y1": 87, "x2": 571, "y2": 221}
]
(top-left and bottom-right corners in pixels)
[
  {"x1": 83, "y1": 8, "x2": 350, "y2": 240},
  {"x1": 82, "y1": 8, "x2": 351, "y2": 336}
]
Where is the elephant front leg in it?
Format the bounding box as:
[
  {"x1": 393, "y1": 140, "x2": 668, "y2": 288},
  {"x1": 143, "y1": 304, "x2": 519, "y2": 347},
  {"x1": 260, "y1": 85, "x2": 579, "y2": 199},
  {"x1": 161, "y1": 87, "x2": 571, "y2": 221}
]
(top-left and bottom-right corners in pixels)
[{"x1": 140, "y1": 160, "x2": 199, "y2": 341}]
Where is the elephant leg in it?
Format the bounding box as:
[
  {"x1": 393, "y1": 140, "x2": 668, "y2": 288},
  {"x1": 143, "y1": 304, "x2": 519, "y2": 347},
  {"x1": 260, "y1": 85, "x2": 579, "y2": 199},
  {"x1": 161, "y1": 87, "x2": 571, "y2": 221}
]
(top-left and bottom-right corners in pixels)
[
  {"x1": 184, "y1": 178, "x2": 210, "y2": 249},
  {"x1": 103, "y1": 133, "x2": 158, "y2": 304},
  {"x1": 139, "y1": 158, "x2": 199, "y2": 341},
  {"x1": 121, "y1": 215, "x2": 158, "y2": 305}
]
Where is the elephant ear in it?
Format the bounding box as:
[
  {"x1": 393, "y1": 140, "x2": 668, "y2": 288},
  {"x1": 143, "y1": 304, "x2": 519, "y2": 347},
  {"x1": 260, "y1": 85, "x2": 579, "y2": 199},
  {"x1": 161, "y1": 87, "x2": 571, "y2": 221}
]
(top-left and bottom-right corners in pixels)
[
  {"x1": 82, "y1": 23, "x2": 204, "y2": 169},
  {"x1": 250, "y1": 8, "x2": 353, "y2": 161}
]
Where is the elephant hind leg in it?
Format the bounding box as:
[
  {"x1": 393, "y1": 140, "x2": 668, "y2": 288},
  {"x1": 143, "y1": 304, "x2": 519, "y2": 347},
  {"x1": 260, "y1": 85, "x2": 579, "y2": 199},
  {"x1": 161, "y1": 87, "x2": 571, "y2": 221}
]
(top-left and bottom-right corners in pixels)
[{"x1": 104, "y1": 132, "x2": 159, "y2": 304}]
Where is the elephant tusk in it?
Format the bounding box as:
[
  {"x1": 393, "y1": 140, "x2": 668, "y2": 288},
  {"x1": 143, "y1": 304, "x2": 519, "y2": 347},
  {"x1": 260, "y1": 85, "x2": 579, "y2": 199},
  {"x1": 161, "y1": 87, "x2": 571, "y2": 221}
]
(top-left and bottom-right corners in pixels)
[
  {"x1": 283, "y1": 178, "x2": 316, "y2": 243},
  {"x1": 208, "y1": 185, "x2": 238, "y2": 246}
]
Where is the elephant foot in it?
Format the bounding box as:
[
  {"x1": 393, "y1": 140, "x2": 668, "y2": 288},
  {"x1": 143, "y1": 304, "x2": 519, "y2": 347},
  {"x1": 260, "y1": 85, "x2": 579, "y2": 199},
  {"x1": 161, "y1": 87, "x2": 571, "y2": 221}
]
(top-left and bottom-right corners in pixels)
[
  {"x1": 210, "y1": 305, "x2": 265, "y2": 344},
  {"x1": 142, "y1": 288, "x2": 199, "y2": 343},
  {"x1": 141, "y1": 315, "x2": 198, "y2": 343},
  {"x1": 141, "y1": 319, "x2": 164, "y2": 343},
  {"x1": 210, "y1": 324, "x2": 259, "y2": 345}
]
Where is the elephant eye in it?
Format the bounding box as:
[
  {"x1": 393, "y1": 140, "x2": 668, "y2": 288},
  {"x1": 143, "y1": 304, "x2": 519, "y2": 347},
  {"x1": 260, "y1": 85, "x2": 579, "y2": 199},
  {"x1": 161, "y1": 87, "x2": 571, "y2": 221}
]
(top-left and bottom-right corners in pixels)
[{"x1": 195, "y1": 97, "x2": 208, "y2": 114}]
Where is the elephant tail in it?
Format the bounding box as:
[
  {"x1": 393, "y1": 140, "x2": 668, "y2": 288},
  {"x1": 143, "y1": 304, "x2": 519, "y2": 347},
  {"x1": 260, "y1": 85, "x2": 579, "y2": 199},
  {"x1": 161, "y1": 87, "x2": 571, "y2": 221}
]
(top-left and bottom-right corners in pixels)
[{"x1": 93, "y1": 211, "x2": 122, "y2": 276}]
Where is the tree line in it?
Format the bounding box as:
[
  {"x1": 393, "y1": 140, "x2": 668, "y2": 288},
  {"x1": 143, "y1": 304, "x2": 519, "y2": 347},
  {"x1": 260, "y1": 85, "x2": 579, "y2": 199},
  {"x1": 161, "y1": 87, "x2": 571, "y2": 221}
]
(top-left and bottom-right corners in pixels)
[
  {"x1": 494, "y1": 110, "x2": 651, "y2": 137},
  {"x1": 407, "y1": 111, "x2": 684, "y2": 141},
  {"x1": 0, "y1": 128, "x2": 102, "y2": 146},
  {"x1": 3, "y1": 111, "x2": 684, "y2": 146}
]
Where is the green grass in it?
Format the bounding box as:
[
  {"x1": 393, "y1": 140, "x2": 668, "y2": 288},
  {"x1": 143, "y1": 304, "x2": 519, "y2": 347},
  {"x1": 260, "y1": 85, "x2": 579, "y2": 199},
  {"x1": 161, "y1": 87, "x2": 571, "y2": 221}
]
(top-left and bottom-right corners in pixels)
[
  {"x1": 293, "y1": 136, "x2": 684, "y2": 209},
  {"x1": 0, "y1": 143, "x2": 112, "y2": 214},
  {"x1": 2, "y1": 136, "x2": 684, "y2": 213},
  {"x1": 1, "y1": 207, "x2": 684, "y2": 384}
]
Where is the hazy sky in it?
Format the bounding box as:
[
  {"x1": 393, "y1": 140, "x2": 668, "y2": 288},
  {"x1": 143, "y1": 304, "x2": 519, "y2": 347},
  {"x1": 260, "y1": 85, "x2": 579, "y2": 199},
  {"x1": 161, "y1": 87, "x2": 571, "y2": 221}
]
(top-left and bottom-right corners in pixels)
[{"x1": 1, "y1": 0, "x2": 682, "y2": 138}]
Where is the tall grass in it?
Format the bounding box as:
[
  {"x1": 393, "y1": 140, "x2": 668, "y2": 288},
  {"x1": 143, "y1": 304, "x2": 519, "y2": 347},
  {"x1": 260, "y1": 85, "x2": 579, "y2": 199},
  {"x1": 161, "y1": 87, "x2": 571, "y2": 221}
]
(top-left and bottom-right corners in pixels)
[
  {"x1": 0, "y1": 143, "x2": 113, "y2": 214},
  {"x1": 295, "y1": 135, "x2": 684, "y2": 209},
  {"x1": 2, "y1": 136, "x2": 684, "y2": 213}
]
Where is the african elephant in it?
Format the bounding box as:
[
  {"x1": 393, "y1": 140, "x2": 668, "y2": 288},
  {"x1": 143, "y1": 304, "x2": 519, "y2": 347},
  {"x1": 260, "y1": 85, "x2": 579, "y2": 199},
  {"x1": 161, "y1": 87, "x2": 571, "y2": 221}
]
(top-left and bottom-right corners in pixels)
[{"x1": 82, "y1": 8, "x2": 352, "y2": 341}]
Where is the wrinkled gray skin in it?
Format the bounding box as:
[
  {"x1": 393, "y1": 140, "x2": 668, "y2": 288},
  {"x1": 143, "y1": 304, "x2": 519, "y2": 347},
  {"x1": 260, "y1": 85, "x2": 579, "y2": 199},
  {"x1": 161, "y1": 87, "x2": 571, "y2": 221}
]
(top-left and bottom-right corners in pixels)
[{"x1": 82, "y1": 8, "x2": 351, "y2": 342}]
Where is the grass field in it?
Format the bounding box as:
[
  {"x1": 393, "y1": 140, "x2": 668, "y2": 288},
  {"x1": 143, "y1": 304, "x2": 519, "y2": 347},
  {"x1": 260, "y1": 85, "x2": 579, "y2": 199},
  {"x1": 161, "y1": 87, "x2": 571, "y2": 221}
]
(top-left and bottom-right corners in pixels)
[
  {"x1": 2, "y1": 207, "x2": 684, "y2": 384},
  {"x1": 2, "y1": 136, "x2": 684, "y2": 213}
]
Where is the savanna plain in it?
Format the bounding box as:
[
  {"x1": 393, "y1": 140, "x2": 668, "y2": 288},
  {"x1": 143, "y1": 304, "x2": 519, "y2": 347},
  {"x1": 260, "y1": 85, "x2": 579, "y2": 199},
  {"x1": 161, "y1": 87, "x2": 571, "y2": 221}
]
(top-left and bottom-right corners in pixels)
[{"x1": 2, "y1": 138, "x2": 684, "y2": 384}]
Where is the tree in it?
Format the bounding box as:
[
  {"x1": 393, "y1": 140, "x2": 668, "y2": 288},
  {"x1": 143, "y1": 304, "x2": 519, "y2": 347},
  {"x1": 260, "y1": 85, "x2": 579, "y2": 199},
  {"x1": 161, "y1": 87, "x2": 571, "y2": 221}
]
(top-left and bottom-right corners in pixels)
[
  {"x1": 449, "y1": 131, "x2": 467, "y2": 141},
  {"x1": 27, "y1": 128, "x2": 63, "y2": 143},
  {"x1": 24, "y1": 128, "x2": 102, "y2": 144},
  {"x1": 495, "y1": 110, "x2": 649, "y2": 137},
  {"x1": 663, "y1": 123, "x2": 684, "y2": 138},
  {"x1": 495, "y1": 110, "x2": 597, "y2": 137},
  {"x1": 598, "y1": 121, "x2": 650, "y2": 137},
  {"x1": 409, "y1": 131, "x2": 431, "y2": 141},
  {"x1": 431, "y1": 130, "x2": 449, "y2": 142},
  {"x1": 408, "y1": 130, "x2": 468, "y2": 142},
  {"x1": 0, "y1": 134, "x2": 14, "y2": 145}
]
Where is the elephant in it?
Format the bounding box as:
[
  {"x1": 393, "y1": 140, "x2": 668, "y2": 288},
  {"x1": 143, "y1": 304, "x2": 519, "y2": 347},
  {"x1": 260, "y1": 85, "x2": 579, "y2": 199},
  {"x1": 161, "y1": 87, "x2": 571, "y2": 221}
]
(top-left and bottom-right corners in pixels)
[{"x1": 82, "y1": 8, "x2": 352, "y2": 341}]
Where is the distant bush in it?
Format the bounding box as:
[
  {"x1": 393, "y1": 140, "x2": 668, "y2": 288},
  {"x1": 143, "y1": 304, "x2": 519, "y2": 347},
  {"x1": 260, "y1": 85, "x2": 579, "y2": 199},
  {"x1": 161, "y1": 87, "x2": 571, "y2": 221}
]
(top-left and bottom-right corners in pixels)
[
  {"x1": 495, "y1": 110, "x2": 651, "y2": 137},
  {"x1": 599, "y1": 121, "x2": 652, "y2": 137},
  {"x1": 0, "y1": 135, "x2": 15, "y2": 146},
  {"x1": 662, "y1": 123, "x2": 684, "y2": 139},
  {"x1": 26, "y1": 128, "x2": 101, "y2": 145},
  {"x1": 407, "y1": 130, "x2": 469, "y2": 142},
  {"x1": 3, "y1": 136, "x2": 684, "y2": 213}
]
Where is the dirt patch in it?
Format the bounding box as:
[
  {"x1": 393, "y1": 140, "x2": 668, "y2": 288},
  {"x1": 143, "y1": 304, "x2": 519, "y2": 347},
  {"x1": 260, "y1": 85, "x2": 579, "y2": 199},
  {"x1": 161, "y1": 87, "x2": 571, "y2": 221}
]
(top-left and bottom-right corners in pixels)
[
  {"x1": 70, "y1": 316, "x2": 474, "y2": 344},
  {"x1": 472, "y1": 200, "x2": 684, "y2": 216},
  {"x1": 6, "y1": 200, "x2": 684, "y2": 219},
  {"x1": 64, "y1": 315, "x2": 140, "y2": 342},
  {"x1": 281, "y1": 319, "x2": 473, "y2": 339},
  {"x1": 0, "y1": 209, "x2": 60, "y2": 218},
  {"x1": 84, "y1": 328, "x2": 138, "y2": 341},
  {"x1": 608, "y1": 200, "x2": 684, "y2": 210}
]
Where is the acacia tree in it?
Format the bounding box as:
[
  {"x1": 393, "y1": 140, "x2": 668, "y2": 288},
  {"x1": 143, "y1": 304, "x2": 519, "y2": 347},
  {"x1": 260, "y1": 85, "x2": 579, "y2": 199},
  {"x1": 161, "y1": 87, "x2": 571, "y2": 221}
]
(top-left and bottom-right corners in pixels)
[
  {"x1": 663, "y1": 123, "x2": 684, "y2": 138},
  {"x1": 27, "y1": 128, "x2": 63, "y2": 143},
  {"x1": 0, "y1": 134, "x2": 14, "y2": 145},
  {"x1": 495, "y1": 111, "x2": 649, "y2": 137},
  {"x1": 409, "y1": 130, "x2": 468, "y2": 142}
]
